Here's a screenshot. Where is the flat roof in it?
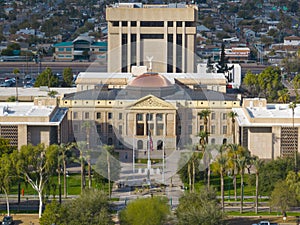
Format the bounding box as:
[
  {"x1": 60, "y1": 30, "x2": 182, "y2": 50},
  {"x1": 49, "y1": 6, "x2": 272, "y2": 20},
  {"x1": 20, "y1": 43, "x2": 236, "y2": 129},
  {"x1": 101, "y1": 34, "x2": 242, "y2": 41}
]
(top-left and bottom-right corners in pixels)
[
  {"x1": 233, "y1": 104, "x2": 300, "y2": 127},
  {"x1": 0, "y1": 102, "x2": 68, "y2": 125},
  {"x1": 76, "y1": 72, "x2": 226, "y2": 84},
  {"x1": 0, "y1": 102, "x2": 53, "y2": 117}
]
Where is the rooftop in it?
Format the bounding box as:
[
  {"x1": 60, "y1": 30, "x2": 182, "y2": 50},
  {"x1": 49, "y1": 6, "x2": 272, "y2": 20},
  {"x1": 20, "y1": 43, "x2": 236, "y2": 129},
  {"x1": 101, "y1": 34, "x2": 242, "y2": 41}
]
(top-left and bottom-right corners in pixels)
[
  {"x1": 233, "y1": 103, "x2": 300, "y2": 127},
  {"x1": 0, "y1": 102, "x2": 54, "y2": 117}
]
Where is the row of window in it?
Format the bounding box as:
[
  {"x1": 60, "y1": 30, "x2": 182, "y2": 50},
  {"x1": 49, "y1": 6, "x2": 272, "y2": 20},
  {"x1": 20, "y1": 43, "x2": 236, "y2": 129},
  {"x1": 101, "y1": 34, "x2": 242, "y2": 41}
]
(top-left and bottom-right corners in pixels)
[
  {"x1": 74, "y1": 112, "x2": 168, "y2": 121},
  {"x1": 111, "y1": 21, "x2": 194, "y2": 27},
  {"x1": 136, "y1": 113, "x2": 163, "y2": 121},
  {"x1": 57, "y1": 47, "x2": 105, "y2": 52},
  {"x1": 73, "y1": 112, "x2": 121, "y2": 120},
  {"x1": 182, "y1": 125, "x2": 228, "y2": 135}
]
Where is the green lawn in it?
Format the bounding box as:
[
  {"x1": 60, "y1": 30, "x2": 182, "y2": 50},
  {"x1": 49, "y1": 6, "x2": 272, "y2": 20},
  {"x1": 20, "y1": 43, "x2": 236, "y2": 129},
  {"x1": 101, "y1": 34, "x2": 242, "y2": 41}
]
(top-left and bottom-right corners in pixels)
[{"x1": 8, "y1": 173, "x2": 110, "y2": 196}]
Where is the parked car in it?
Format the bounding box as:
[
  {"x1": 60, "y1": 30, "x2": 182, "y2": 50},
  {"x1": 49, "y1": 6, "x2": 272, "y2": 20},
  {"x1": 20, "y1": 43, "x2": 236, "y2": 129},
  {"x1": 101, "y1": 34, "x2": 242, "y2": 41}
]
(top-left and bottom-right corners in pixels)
[
  {"x1": 2, "y1": 215, "x2": 14, "y2": 225},
  {"x1": 252, "y1": 221, "x2": 278, "y2": 225},
  {"x1": 0, "y1": 80, "x2": 14, "y2": 87}
]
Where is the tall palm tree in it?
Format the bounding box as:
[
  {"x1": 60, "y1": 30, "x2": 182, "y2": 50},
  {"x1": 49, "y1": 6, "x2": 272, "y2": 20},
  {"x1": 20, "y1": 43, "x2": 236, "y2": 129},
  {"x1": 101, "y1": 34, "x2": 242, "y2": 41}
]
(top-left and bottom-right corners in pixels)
[
  {"x1": 228, "y1": 111, "x2": 238, "y2": 144},
  {"x1": 227, "y1": 143, "x2": 242, "y2": 201},
  {"x1": 103, "y1": 145, "x2": 115, "y2": 198},
  {"x1": 76, "y1": 141, "x2": 87, "y2": 193},
  {"x1": 13, "y1": 68, "x2": 20, "y2": 101},
  {"x1": 198, "y1": 109, "x2": 212, "y2": 144},
  {"x1": 251, "y1": 156, "x2": 264, "y2": 214},
  {"x1": 204, "y1": 144, "x2": 216, "y2": 189},
  {"x1": 236, "y1": 149, "x2": 251, "y2": 214},
  {"x1": 58, "y1": 142, "x2": 75, "y2": 198},
  {"x1": 82, "y1": 121, "x2": 92, "y2": 189},
  {"x1": 212, "y1": 145, "x2": 228, "y2": 212},
  {"x1": 289, "y1": 102, "x2": 297, "y2": 171}
]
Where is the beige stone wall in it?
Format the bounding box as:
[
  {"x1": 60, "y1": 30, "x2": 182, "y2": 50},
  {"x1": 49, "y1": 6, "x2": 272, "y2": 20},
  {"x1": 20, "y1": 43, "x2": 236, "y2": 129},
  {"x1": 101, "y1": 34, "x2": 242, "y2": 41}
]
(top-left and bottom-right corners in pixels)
[
  {"x1": 106, "y1": 6, "x2": 197, "y2": 73},
  {"x1": 248, "y1": 127, "x2": 273, "y2": 159},
  {"x1": 18, "y1": 125, "x2": 27, "y2": 149},
  {"x1": 106, "y1": 7, "x2": 197, "y2": 22}
]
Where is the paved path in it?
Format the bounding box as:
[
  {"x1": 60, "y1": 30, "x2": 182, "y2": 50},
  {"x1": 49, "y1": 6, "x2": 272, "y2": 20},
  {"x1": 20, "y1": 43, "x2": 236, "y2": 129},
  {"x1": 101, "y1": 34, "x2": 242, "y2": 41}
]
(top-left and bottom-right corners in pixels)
[{"x1": 111, "y1": 150, "x2": 185, "y2": 210}]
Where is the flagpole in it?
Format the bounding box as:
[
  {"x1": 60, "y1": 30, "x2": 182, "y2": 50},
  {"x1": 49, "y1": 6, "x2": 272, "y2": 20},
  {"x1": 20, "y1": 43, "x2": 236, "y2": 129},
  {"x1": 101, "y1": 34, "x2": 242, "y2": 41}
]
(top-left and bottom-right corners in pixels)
[
  {"x1": 147, "y1": 113, "x2": 151, "y2": 185},
  {"x1": 162, "y1": 137, "x2": 165, "y2": 184},
  {"x1": 133, "y1": 136, "x2": 135, "y2": 176}
]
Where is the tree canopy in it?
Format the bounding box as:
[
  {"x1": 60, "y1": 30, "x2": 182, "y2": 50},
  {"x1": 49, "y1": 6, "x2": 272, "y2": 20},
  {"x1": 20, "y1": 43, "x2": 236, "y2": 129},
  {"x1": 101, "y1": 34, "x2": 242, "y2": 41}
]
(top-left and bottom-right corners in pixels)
[
  {"x1": 176, "y1": 188, "x2": 225, "y2": 225},
  {"x1": 243, "y1": 66, "x2": 284, "y2": 102},
  {"x1": 34, "y1": 67, "x2": 59, "y2": 87},
  {"x1": 40, "y1": 189, "x2": 113, "y2": 225},
  {"x1": 119, "y1": 196, "x2": 170, "y2": 225}
]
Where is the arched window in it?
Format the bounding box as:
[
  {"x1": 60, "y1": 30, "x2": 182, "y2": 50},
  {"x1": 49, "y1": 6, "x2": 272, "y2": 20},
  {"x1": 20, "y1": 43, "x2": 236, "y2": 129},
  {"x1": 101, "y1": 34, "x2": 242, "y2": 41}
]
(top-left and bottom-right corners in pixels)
[
  {"x1": 137, "y1": 140, "x2": 143, "y2": 150},
  {"x1": 157, "y1": 140, "x2": 163, "y2": 150},
  {"x1": 222, "y1": 138, "x2": 227, "y2": 145},
  {"x1": 211, "y1": 138, "x2": 215, "y2": 144}
]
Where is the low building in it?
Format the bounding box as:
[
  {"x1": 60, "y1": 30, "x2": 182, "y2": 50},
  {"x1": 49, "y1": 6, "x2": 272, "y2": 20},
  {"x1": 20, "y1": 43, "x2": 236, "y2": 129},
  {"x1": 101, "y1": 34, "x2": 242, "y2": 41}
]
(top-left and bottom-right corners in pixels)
[
  {"x1": 53, "y1": 35, "x2": 107, "y2": 62},
  {"x1": 0, "y1": 97, "x2": 68, "y2": 149},
  {"x1": 234, "y1": 98, "x2": 300, "y2": 159}
]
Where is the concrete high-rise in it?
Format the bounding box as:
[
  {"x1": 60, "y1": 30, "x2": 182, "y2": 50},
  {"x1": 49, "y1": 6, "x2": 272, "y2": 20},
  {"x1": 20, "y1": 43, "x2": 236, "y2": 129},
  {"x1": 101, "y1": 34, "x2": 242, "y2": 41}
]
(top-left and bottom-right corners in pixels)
[{"x1": 106, "y1": 3, "x2": 198, "y2": 73}]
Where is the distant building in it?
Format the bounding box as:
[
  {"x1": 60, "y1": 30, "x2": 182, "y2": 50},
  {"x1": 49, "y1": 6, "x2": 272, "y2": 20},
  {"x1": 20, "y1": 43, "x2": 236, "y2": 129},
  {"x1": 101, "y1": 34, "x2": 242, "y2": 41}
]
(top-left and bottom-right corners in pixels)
[
  {"x1": 53, "y1": 35, "x2": 107, "y2": 61},
  {"x1": 106, "y1": 2, "x2": 198, "y2": 73},
  {"x1": 224, "y1": 47, "x2": 250, "y2": 63},
  {"x1": 284, "y1": 36, "x2": 300, "y2": 46}
]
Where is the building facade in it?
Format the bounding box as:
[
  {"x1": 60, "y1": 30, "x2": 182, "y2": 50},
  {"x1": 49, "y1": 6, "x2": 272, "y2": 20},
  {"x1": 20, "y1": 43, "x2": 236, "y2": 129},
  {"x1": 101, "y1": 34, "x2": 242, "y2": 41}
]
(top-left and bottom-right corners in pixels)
[
  {"x1": 234, "y1": 98, "x2": 300, "y2": 159},
  {"x1": 61, "y1": 72, "x2": 240, "y2": 158},
  {"x1": 0, "y1": 97, "x2": 68, "y2": 149},
  {"x1": 106, "y1": 3, "x2": 198, "y2": 73},
  {"x1": 53, "y1": 36, "x2": 107, "y2": 61}
]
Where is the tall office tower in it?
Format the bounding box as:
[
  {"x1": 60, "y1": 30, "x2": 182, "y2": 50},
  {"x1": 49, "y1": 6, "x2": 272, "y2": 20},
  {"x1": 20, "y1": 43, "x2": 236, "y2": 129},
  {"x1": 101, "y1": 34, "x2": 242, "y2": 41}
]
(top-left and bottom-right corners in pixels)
[{"x1": 106, "y1": 3, "x2": 198, "y2": 73}]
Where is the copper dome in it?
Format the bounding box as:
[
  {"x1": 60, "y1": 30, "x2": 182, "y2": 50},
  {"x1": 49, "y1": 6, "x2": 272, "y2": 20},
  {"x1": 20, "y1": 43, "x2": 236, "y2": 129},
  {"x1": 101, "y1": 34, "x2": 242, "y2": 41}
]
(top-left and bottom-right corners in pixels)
[{"x1": 129, "y1": 72, "x2": 172, "y2": 88}]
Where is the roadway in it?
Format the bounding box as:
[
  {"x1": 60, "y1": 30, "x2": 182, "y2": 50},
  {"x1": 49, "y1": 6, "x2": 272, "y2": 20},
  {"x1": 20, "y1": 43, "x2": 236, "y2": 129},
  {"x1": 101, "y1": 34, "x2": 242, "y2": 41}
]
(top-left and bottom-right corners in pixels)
[{"x1": 0, "y1": 61, "x2": 107, "y2": 77}]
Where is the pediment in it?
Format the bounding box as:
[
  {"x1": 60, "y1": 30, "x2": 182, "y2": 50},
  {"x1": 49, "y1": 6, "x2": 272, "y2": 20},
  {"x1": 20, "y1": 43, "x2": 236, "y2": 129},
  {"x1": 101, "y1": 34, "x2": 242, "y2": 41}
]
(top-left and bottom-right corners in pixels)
[{"x1": 129, "y1": 95, "x2": 175, "y2": 110}]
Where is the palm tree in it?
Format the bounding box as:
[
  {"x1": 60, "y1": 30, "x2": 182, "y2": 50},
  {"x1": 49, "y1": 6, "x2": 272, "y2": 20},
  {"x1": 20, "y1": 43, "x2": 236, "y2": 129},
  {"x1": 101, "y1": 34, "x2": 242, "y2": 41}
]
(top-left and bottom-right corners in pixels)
[
  {"x1": 76, "y1": 141, "x2": 87, "y2": 192},
  {"x1": 228, "y1": 111, "x2": 238, "y2": 144},
  {"x1": 251, "y1": 156, "x2": 264, "y2": 214},
  {"x1": 277, "y1": 89, "x2": 290, "y2": 103},
  {"x1": 236, "y1": 149, "x2": 251, "y2": 214},
  {"x1": 198, "y1": 109, "x2": 212, "y2": 144},
  {"x1": 289, "y1": 102, "x2": 297, "y2": 171},
  {"x1": 226, "y1": 143, "x2": 242, "y2": 201},
  {"x1": 197, "y1": 130, "x2": 209, "y2": 151},
  {"x1": 13, "y1": 68, "x2": 20, "y2": 102},
  {"x1": 103, "y1": 145, "x2": 115, "y2": 198},
  {"x1": 203, "y1": 144, "x2": 216, "y2": 189},
  {"x1": 82, "y1": 121, "x2": 92, "y2": 189},
  {"x1": 58, "y1": 143, "x2": 75, "y2": 198},
  {"x1": 212, "y1": 145, "x2": 228, "y2": 212}
]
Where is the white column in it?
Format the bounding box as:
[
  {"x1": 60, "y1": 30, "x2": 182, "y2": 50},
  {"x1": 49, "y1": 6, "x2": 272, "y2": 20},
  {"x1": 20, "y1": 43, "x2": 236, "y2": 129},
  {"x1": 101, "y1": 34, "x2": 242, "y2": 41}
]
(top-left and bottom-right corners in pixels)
[
  {"x1": 137, "y1": 21, "x2": 141, "y2": 66},
  {"x1": 182, "y1": 22, "x2": 186, "y2": 73},
  {"x1": 173, "y1": 21, "x2": 177, "y2": 73},
  {"x1": 127, "y1": 22, "x2": 131, "y2": 72},
  {"x1": 119, "y1": 21, "x2": 122, "y2": 72}
]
